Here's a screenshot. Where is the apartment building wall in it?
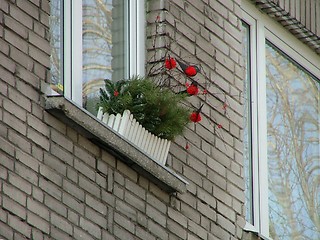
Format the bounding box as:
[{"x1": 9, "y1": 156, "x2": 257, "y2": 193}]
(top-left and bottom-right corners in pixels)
[
  {"x1": 0, "y1": 0, "x2": 318, "y2": 240},
  {"x1": 267, "y1": 0, "x2": 320, "y2": 34},
  {"x1": 0, "y1": 0, "x2": 244, "y2": 239},
  {"x1": 253, "y1": 0, "x2": 320, "y2": 53}
]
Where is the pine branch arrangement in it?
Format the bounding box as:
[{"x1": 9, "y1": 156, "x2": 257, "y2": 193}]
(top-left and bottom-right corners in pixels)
[
  {"x1": 98, "y1": 76, "x2": 190, "y2": 140},
  {"x1": 97, "y1": 15, "x2": 230, "y2": 147}
]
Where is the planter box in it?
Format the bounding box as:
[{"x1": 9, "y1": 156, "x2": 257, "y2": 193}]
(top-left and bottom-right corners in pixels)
[{"x1": 97, "y1": 108, "x2": 171, "y2": 165}]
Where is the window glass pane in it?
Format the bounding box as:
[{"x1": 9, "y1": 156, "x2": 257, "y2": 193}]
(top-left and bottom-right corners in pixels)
[
  {"x1": 266, "y1": 42, "x2": 320, "y2": 239},
  {"x1": 50, "y1": 0, "x2": 63, "y2": 94},
  {"x1": 242, "y1": 22, "x2": 254, "y2": 225},
  {"x1": 82, "y1": 0, "x2": 127, "y2": 114}
]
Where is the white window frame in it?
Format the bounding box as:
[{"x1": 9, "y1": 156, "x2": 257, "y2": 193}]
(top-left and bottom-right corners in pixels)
[
  {"x1": 242, "y1": 1, "x2": 320, "y2": 239},
  {"x1": 62, "y1": 0, "x2": 145, "y2": 106}
]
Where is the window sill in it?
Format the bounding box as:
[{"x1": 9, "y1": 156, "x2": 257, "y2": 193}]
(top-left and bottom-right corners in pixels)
[
  {"x1": 243, "y1": 223, "x2": 271, "y2": 240},
  {"x1": 45, "y1": 95, "x2": 188, "y2": 193}
]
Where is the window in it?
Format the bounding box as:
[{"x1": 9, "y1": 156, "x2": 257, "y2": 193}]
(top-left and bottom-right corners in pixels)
[
  {"x1": 50, "y1": 0, "x2": 145, "y2": 114},
  {"x1": 242, "y1": 2, "x2": 320, "y2": 239},
  {"x1": 242, "y1": 21, "x2": 254, "y2": 226}
]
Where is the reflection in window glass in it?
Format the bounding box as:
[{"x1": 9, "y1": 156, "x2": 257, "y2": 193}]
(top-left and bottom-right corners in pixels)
[
  {"x1": 50, "y1": 0, "x2": 63, "y2": 94},
  {"x1": 242, "y1": 22, "x2": 254, "y2": 225},
  {"x1": 266, "y1": 42, "x2": 320, "y2": 239},
  {"x1": 82, "y1": 0, "x2": 127, "y2": 114}
]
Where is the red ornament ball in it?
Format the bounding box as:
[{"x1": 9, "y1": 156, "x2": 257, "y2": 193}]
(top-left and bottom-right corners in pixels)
[
  {"x1": 190, "y1": 112, "x2": 202, "y2": 123},
  {"x1": 186, "y1": 85, "x2": 199, "y2": 95},
  {"x1": 185, "y1": 66, "x2": 197, "y2": 77},
  {"x1": 185, "y1": 143, "x2": 190, "y2": 150},
  {"x1": 165, "y1": 57, "x2": 177, "y2": 70}
]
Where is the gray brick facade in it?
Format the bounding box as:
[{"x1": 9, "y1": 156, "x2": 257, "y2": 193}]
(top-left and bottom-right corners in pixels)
[{"x1": 0, "y1": 0, "x2": 319, "y2": 239}]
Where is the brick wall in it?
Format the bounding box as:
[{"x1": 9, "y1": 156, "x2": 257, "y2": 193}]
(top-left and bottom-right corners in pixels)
[
  {"x1": 0, "y1": 0, "x2": 247, "y2": 239},
  {"x1": 147, "y1": 1, "x2": 246, "y2": 240}
]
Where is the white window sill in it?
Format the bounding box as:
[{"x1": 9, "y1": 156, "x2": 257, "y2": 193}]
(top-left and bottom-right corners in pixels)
[{"x1": 45, "y1": 95, "x2": 188, "y2": 193}]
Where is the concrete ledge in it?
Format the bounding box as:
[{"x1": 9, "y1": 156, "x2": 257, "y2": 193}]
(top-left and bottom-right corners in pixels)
[
  {"x1": 242, "y1": 231, "x2": 265, "y2": 240},
  {"x1": 45, "y1": 96, "x2": 188, "y2": 193}
]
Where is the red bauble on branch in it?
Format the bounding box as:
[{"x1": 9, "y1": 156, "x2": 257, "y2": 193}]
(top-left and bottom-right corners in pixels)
[
  {"x1": 176, "y1": 59, "x2": 200, "y2": 77},
  {"x1": 185, "y1": 142, "x2": 190, "y2": 150},
  {"x1": 186, "y1": 84, "x2": 199, "y2": 95},
  {"x1": 190, "y1": 112, "x2": 202, "y2": 122},
  {"x1": 190, "y1": 104, "x2": 203, "y2": 123},
  {"x1": 165, "y1": 57, "x2": 177, "y2": 70}
]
